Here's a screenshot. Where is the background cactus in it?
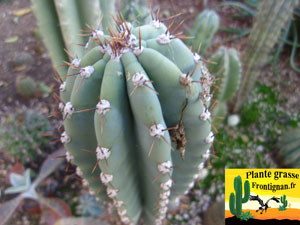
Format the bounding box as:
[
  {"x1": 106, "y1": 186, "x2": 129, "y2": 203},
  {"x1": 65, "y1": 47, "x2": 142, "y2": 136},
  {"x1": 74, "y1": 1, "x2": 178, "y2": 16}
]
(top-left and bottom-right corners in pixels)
[
  {"x1": 234, "y1": 0, "x2": 298, "y2": 112},
  {"x1": 185, "y1": 9, "x2": 220, "y2": 55},
  {"x1": 279, "y1": 194, "x2": 288, "y2": 211},
  {"x1": 121, "y1": 0, "x2": 151, "y2": 26},
  {"x1": 229, "y1": 176, "x2": 250, "y2": 218},
  {"x1": 16, "y1": 75, "x2": 37, "y2": 97},
  {"x1": 208, "y1": 46, "x2": 242, "y2": 125},
  {"x1": 56, "y1": 11, "x2": 215, "y2": 225},
  {"x1": 277, "y1": 128, "x2": 300, "y2": 168}
]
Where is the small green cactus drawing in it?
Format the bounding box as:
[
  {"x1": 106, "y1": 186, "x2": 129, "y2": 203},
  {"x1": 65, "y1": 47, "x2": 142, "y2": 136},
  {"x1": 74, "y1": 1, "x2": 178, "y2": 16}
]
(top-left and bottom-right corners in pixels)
[
  {"x1": 229, "y1": 176, "x2": 250, "y2": 219},
  {"x1": 279, "y1": 195, "x2": 288, "y2": 211}
]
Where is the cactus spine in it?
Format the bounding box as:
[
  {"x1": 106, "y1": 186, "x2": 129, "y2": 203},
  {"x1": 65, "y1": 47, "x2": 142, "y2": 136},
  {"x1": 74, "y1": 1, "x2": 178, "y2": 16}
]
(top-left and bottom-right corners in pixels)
[
  {"x1": 185, "y1": 9, "x2": 220, "y2": 55},
  {"x1": 56, "y1": 11, "x2": 216, "y2": 224},
  {"x1": 208, "y1": 46, "x2": 242, "y2": 125},
  {"x1": 229, "y1": 176, "x2": 250, "y2": 218},
  {"x1": 234, "y1": 0, "x2": 298, "y2": 112},
  {"x1": 279, "y1": 195, "x2": 288, "y2": 211}
]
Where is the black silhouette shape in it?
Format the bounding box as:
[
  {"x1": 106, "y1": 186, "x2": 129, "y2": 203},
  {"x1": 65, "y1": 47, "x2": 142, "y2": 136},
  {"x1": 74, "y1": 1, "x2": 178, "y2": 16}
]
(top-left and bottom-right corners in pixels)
[{"x1": 249, "y1": 195, "x2": 280, "y2": 214}]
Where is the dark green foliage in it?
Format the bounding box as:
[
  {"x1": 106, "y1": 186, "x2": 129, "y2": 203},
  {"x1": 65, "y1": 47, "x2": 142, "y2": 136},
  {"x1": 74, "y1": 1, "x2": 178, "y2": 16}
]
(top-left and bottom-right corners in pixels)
[{"x1": 238, "y1": 211, "x2": 254, "y2": 221}]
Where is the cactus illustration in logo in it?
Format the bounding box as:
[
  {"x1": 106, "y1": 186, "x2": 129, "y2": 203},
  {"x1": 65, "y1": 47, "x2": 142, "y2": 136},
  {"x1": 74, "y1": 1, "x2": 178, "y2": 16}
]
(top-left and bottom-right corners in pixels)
[
  {"x1": 279, "y1": 195, "x2": 288, "y2": 211},
  {"x1": 229, "y1": 176, "x2": 250, "y2": 219}
]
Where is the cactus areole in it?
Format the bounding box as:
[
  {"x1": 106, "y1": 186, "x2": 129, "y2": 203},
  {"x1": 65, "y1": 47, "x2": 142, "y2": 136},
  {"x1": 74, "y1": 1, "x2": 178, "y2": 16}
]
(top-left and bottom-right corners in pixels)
[{"x1": 58, "y1": 13, "x2": 214, "y2": 225}]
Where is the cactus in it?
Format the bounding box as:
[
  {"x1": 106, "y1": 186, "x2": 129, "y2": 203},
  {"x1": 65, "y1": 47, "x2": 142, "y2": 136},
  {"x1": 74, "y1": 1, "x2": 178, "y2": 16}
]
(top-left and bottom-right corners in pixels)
[
  {"x1": 208, "y1": 46, "x2": 242, "y2": 125},
  {"x1": 277, "y1": 128, "x2": 300, "y2": 168},
  {"x1": 279, "y1": 194, "x2": 288, "y2": 211},
  {"x1": 121, "y1": 0, "x2": 151, "y2": 26},
  {"x1": 56, "y1": 12, "x2": 215, "y2": 225},
  {"x1": 229, "y1": 176, "x2": 250, "y2": 218},
  {"x1": 16, "y1": 75, "x2": 37, "y2": 97},
  {"x1": 185, "y1": 9, "x2": 220, "y2": 55},
  {"x1": 31, "y1": 0, "x2": 102, "y2": 77},
  {"x1": 234, "y1": 0, "x2": 298, "y2": 112}
]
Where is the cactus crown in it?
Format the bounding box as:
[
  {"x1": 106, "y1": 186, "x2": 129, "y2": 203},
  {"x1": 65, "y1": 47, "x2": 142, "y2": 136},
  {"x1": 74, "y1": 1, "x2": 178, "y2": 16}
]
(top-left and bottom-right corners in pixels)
[{"x1": 57, "y1": 11, "x2": 214, "y2": 225}]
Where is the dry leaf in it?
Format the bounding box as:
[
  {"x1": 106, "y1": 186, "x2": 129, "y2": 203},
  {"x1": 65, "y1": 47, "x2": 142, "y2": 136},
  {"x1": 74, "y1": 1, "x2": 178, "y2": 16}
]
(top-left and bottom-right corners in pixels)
[
  {"x1": 4, "y1": 36, "x2": 19, "y2": 43},
  {"x1": 13, "y1": 8, "x2": 32, "y2": 17}
]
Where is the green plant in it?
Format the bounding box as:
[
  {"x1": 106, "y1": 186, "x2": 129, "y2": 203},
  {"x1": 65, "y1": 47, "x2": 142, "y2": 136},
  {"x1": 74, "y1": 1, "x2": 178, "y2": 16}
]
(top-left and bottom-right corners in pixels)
[
  {"x1": 278, "y1": 194, "x2": 288, "y2": 211},
  {"x1": 278, "y1": 128, "x2": 300, "y2": 167},
  {"x1": 77, "y1": 193, "x2": 104, "y2": 217},
  {"x1": 185, "y1": 9, "x2": 220, "y2": 55},
  {"x1": 121, "y1": 0, "x2": 151, "y2": 26},
  {"x1": 229, "y1": 176, "x2": 250, "y2": 218},
  {"x1": 16, "y1": 75, "x2": 37, "y2": 97},
  {"x1": 57, "y1": 12, "x2": 215, "y2": 225},
  {"x1": 208, "y1": 46, "x2": 242, "y2": 125},
  {"x1": 239, "y1": 211, "x2": 254, "y2": 221},
  {"x1": 31, "y1": 0, "x2": 103, "y2": 77},
  {"x1": 0, "y1": 149, "x2": 70, "y2": 225},
  {"x1": 0, "y1": 108, "x2": 51, "y2": 163},
  {"x1": 234, "y1": 0, "x2": 298, "y2": 112}
]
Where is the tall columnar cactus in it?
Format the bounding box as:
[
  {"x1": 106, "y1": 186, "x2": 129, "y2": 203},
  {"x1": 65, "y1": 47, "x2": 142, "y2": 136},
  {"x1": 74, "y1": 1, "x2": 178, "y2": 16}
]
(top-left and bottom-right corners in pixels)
[
  {"x1": 185, "y1": 9, "x2": 220, "y2": 55},
  {"x1": 279, "y1": 194, "x2": 288, "y2": 211},
  {"x1": 229, "y1": 176, "x2": 250, "y2": 218},
  {"x1": 234, "y1": 0, "x2": 298, "y2": 112},
  {"x1": 56, "y1": 12, "x2": 215, "y2": 224},
  {"x1": 31, "y1": 0, "x2": 111, "y2": 77},
  {"x1": 278, "y1": 128, "x2": 300, "y2": 168},
  {"x1": 208, "y1": 46, "x2": 242, "y2": 125}
]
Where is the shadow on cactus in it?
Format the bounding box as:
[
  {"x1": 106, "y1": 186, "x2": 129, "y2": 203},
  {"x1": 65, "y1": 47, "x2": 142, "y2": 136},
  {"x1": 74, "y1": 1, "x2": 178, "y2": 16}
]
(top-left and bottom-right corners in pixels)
[{"x1": 45, "y1": 9, "x2": 216, "y2": 225}]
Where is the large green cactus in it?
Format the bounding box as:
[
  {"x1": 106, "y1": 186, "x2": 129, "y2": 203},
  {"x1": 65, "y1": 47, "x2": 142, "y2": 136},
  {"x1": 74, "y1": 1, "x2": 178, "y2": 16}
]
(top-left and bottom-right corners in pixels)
[
  {"x1": 229, "y1": 176, "x2": 250, "y2": 218},
  {"x1": 185, "y1": 9, "x2": 220, "y2": 55},
  {"x1": 57, "y1": 13, "x2": 214, "y2": 225},
  {"x1": 208, "y1": 46, "x2": 242, "y2": 125},
  {"x1": 278, "y1": 128, "x2": 300, "y2": 168}
]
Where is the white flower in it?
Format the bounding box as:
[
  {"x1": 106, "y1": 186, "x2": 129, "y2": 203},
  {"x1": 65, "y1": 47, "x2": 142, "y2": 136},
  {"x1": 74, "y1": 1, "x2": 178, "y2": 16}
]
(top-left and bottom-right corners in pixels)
[{"x1": 227, "y1": 114, "x2": 240, "y2": 126}]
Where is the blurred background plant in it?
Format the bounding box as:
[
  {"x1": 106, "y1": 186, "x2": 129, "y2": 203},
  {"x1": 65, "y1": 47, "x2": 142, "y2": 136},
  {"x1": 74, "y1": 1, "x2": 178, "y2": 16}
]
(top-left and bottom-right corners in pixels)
[{"x1": 0, "y1": 105, "x2": 52, "y2": 164}]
